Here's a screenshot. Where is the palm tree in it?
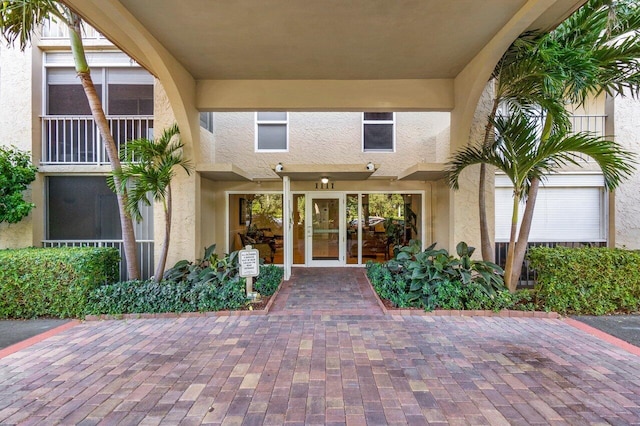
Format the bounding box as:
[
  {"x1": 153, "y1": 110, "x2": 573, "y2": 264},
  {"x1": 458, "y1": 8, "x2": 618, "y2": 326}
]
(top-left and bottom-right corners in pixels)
[
  {"x1": 0, "y1": 0, "x2": 140, "y2": 279},
  {"x1": 448, "y1": 112, "x2": 636, "y2": 291},
  {"x1": 110, "y1": 125, "x2": 191, "y2": 282},
  {"x1": 475, "y1": 0, "x2": 640, "y2": 263}
]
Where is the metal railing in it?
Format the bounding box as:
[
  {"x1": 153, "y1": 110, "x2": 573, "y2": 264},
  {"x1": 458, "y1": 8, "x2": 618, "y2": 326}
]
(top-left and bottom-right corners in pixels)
[
  {"x1": 568, "y1": 115, "x2": 607, "y2": 163},
  {"x1": 495, "y1": 241, "x2": 607, "y2": 288},
  {"x1": 41, "y1": 20, "x2": 106, "y2": 39},
  {"x1": 42, "y1": 116, "x2": 153, "y2": 164},
  {"x1": 42, "y1": 240, "x2": 154, "y2": 282}
]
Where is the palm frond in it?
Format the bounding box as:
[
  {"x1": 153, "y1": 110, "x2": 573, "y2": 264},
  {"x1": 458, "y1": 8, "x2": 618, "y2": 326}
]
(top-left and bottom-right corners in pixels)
[{"x1": 0, "y1": 0, "x2": 69, "y2": 50}]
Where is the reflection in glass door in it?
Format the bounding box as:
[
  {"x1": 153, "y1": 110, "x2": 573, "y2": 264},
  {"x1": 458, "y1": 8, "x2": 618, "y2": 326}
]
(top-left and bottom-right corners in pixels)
[{"x1": 307, "y1": 194, "x2": 344, "y2": 266}]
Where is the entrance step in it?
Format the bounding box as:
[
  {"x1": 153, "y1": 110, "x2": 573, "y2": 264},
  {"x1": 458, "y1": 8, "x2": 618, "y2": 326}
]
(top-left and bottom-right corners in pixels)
[{"x1": 269, "y1": 267, "x2": 384, "y2": 315}]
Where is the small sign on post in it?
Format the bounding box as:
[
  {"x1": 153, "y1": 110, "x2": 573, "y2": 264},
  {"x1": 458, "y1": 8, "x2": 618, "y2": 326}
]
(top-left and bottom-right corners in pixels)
[{"x1": 239, "y1": 245, "x2": 260, "y2": 299}]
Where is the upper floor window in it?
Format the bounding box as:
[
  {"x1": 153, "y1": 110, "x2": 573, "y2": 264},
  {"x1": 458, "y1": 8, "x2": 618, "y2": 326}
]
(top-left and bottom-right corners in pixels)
[
  {"x1": 363, "y1": 112, "x2": 395, "y2": 152},
  {"x1": 256, "y1": 112, "x2": 288, "y2": 151},
  {"x1": 46, "y1": 67, "x2": 153, "y2": 116}
]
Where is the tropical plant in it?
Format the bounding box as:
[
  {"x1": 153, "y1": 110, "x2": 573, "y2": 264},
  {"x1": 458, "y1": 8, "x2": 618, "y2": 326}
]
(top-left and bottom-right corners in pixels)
[
  {"x1": 448, "y1": 111, "x2": 635, "y2": 291},
  {"x1": 0, "y1": 145, "x2": 37, "y2": 225},
  {"x1": 0, "y1": 0, "x2": 140, "y2": 279},
  {"x1": 386, "y1": 240, "x2": 505, "y2": 309},
  {"x1": 474, "y1": 0, "x2": 640, "y2": 263},
  {"x1": 109, "y1": 124, "x2": 191, "y2": 281}
]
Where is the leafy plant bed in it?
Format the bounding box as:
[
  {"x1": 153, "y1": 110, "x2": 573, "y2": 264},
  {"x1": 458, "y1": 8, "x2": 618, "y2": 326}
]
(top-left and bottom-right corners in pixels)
[
  {"x1": 85, "y1": 279, "x2": 282, "y2": 320},
  {"x1": 365, "y1": 241, "x2": 552, "y2": 316},
  {"x1": 366, "y1": 274, "x2": 558, "y2": 318},
  {"x1": 84, "y1": 246, "x2": 284, "y2": 319}
]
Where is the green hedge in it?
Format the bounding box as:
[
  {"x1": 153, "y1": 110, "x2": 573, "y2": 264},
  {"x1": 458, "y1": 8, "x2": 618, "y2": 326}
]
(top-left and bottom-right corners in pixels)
[
  {"x1": 529, "y1": 246, "x2": 640, "y2": 315},
  {"x1": 0, "y1": 247, "x2": 119, "y2": 319}
]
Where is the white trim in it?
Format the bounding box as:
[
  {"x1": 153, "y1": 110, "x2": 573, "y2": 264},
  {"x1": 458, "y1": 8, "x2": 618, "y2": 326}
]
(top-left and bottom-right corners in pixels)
[
  {"x1": 44, "y1": 51, "x2": 142, "y2": 68},
  {"x1": 283, "y1": 177, "x2": 292, "y2": 280},
  {"x1": 495, "y1": 172, "x2": 605, "y2": 188},
  {"x1": 306, "y1": 192, "x2": 345, "y2": 267},
  {"x1": 362, "y1": 112, "x2": 395, "y2": 152},
  {"x1": 255, "y1": 112, "x2": 289, "y2": 152}
]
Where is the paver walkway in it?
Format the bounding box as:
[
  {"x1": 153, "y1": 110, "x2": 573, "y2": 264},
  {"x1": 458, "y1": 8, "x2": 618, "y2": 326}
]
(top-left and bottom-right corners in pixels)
[
  {"x1": 269, "y1": 267, "x2": 383, "y2": 315},
  {"x1": 1, "y1": 269, "x2": 640, "y2": 425}
]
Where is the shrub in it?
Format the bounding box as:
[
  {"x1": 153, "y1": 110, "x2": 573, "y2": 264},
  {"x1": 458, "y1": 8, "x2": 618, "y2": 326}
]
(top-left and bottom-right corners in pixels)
[
  {"x1": 529, "y1": 246, "x2": 640, "y2": 315},
  {"x1": 367, "y1": 241, "x2": 535, "y2": 312},
  {"x1": 85, "y1": 249, "x2": 284, "y2": 315},
  {"x1": 0, "y1": 247, "x2": 119, "y2": 318},
  {"x1": 254, "y1": 264, "x2": 284, "y2": 296}
]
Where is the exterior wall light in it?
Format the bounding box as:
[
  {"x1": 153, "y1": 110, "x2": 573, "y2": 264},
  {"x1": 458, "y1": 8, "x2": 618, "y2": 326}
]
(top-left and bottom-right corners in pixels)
[{"x1": 321, "y1": 177, "x2": 329, "y2": 184}]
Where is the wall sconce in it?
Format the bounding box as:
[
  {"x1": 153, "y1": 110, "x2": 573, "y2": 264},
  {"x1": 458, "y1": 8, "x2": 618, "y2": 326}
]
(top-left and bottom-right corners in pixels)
[
  {"x1": 275, "y1": 162, "x2": 284, "y2": 172},
  {"x1": 316, "y1": 176, "x2": 333, "y2": 189},
  {"x1": 366, "y1": 162, "x2": 375, "y2": 171}
]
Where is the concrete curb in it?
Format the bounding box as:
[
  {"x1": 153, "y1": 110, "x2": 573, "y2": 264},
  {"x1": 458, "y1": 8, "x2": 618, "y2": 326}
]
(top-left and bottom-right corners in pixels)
[{"x1": 0, "y1": 320, "x2": 81, "y2": 359}]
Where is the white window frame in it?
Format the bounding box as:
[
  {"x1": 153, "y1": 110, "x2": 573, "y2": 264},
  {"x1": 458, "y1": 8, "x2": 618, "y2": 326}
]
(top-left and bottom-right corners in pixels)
[
  {"x1": 255, "y1": 112, "x2": 289, "y2": 152},
  {"x1": 362, "y1": 112, "x2": 395, "y2": 152},
  {"x1": 43, "y1": 52, "x2": 153, "y2": 117}
]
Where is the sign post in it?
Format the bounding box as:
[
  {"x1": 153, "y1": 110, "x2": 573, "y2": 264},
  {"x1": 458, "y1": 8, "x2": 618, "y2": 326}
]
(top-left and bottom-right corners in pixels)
[{"x1": 238, "y1": 245, "x2": 260, "y2": 299}]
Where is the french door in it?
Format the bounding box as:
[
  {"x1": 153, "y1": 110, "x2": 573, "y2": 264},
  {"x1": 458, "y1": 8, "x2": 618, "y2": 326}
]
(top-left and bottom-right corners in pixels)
[{"x1": 306, "y1": 193, "x2": 345, "y2": 266}]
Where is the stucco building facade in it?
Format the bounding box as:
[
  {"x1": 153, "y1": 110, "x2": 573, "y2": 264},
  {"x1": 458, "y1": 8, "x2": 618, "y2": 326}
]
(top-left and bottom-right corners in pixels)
[{"x1": 1, "y1": 1, "x2": 637, "y2": 281}]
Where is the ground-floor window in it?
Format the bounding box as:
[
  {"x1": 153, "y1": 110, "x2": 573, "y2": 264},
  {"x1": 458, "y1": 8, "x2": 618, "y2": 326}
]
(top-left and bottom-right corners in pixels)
[
  {"x1": 346, "y1": 193, "x2": 421, "y2": 264},
  {"x1": 229, "y1": 193, "x2": 284, "y2": 264},
  {"x1": 228, "y1": 191, "x2": 422, "y2": 266},
  {"x1": 45, "y1": 176, "x2": 154, "y2": 280}
]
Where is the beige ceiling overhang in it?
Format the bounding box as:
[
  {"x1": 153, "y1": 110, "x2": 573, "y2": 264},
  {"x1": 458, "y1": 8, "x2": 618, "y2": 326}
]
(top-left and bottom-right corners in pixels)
[
  {"x1": 197, "y1": 163, "x2": 252, "y2": 181},
  {"x1": 62, "y1": 0, "x2": 586, "y2": 112},
  {"x1": 398, "y1": 163, "x2": 448, "y2": 181},
  {"x1": 275, "y1": 164, "x2": 376, "y2": 181}
]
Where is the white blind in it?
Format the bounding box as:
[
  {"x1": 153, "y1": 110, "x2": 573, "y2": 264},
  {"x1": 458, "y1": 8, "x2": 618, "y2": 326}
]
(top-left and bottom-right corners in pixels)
[{"x1": 495, "y1": 175, "x2": 606, "y2": 242}]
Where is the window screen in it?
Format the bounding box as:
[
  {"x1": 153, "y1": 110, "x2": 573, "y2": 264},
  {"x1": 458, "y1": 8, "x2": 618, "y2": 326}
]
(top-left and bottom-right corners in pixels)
[
  {"x1": 363, "y1": 112, "x2": 394, "y2": 151},
  {"x1": 48, "y1": 176, "x2": 121, "y2": 240}
]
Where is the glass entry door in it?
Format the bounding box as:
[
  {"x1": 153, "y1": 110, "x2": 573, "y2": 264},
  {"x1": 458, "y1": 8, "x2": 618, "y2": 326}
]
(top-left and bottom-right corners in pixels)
[{"x1": 307, "y1": 193, "x2": 344, "y2": 266}]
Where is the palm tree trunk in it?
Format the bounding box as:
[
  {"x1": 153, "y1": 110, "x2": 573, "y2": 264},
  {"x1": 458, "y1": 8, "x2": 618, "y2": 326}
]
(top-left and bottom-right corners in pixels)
[
  {"x1": 507, "y1": 113, "x2": 552, "y2": 288},
  {"x1": 68, "y1": 16, "x2": 140, "y2": 280},
  {"x1": 478, "y1": 98, "x2": 500, "y2": 262},
  {"x1": 509, "y1": 177, "x2": 540, "y2": 288},
  {"x1": 154, "y1": 184, "x2": 172, "y2": 282},
  {"x1": 503, "y1": 194, "x2": 520, "y2": 292}
]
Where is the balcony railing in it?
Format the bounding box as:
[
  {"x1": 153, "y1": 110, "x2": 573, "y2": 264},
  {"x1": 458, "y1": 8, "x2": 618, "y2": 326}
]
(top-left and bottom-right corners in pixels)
[
  {"x1": 41, "y1": 20, "x2": 106, "y2": 40},
  {"x1": 42, "y1": 116, "x2": 154, "y2": 165},
  {"x1": 568, "y1": 115, "x2": 607, "y2": 163},
  {"x1": 42, "y1": 240, "x2": 154, "y2": 282}
]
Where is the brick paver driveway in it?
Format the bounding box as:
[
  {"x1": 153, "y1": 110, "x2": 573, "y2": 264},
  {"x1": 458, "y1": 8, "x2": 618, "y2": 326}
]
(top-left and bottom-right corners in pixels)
[{"x1": 1, "y1": 268, "x2": 640, "y2": 425}]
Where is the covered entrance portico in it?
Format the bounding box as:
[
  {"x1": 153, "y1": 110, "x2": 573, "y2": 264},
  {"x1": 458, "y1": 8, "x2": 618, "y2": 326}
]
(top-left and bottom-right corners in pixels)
[{"x1": 62, "y1": 0, "x2": 589, "y2": 269}]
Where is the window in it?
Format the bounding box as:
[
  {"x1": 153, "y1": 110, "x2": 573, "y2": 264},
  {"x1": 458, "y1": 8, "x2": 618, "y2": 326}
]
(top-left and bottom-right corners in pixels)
[
  {"x1": 256, "y1": 112, "x2": 288, "y2": 151},
  {"x1": 363, "y1": 112, "x2": 394, "y2": 152},
  {"x1": 495, "y1": 174, "x2": 606, "y2": 242},
  {"x1": 47, "y1": 176, "x2": 153, "y2": 241},
  {"x1": 48, "y1": 176, "x2": 121, "y2": 240},
  {"x1": 228, "y1": 193, "x2": 284, "y2": 264},
  {"x1": 46, "y1": 67, "x2": 153, "y2": 116}
]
